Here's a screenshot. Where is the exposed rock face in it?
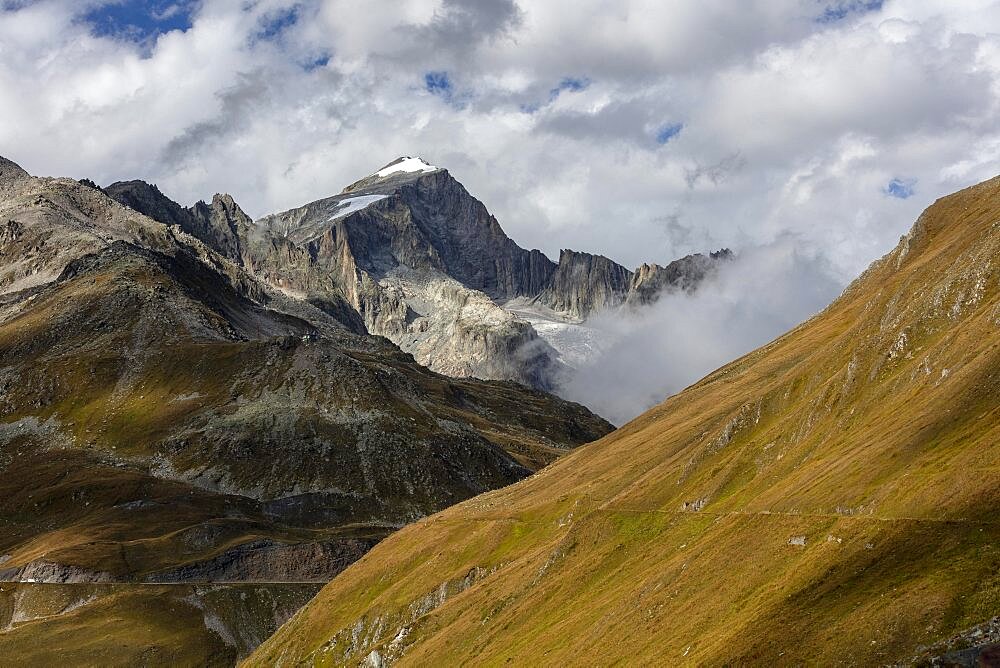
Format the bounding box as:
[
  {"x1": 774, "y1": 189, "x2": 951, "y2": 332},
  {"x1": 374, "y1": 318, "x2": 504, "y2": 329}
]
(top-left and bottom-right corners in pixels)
[
  {"x1": 0, "y1": 582, "x2": 323, "y2": 665},
  {"x1": 536, "y1": 248, "x2": 734, "y2": 319},
  {"x1": 188, "y1": 193, "x2": 249, "y2": 263},
  {"x1": 145, "y1": 538, "x2": 378, "y2": 583},
  {"x1": 628, "y1": 249, "x2": 733, "y2": 307},
  {"x1": 103, "y1": 180, "x2": 191, "y2": 228},
  {"x1": 250, "y1": 164, "x2": 555, "y2": 301},
  {"x1": 535, "y1": 249, "x2": 634, "y2": 320},
  {"x1": 105, "y1": 181, "x2": 250, "y2": 265},
  {"x1": 224, "y1": 159, "x2": 563, "y2": 388},
  {"x1": 0, "y1": 562, "x2": 116, "y2": 584},
  {"x1": 366, "y1": 170, "x2": 556, "y2": 300},
  {"x1": 103, "y1": 179, "x2": 367, "y2": 334},
  {"x1": 0, "y1": 156, "x2": 29, "y2": 191}
]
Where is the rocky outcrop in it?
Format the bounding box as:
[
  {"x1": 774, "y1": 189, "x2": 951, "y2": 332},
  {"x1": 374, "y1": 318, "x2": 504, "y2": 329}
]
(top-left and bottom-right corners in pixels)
[
  {"x1": 535, "y1": 248, "x2": 734, "y2": 319},
  {"x1": 0, "y1": 156, "x2": 29, "y2": 190},
  {"x1": 145, "y1": 538, "x2": 378, "y2": 583},
  {"x1": 310, "y1": 565, "x2": 499, "y2": 666},
  {"x1": 914, "y1": 617, "x2": 1000, "y2": 667},
  {"x1": 534, "y1": 249, "x2": 634, "y2": 320},
  {"x1": 374, "y1": 269, "x2": 560, "y2": 388},
  {"x1": 105, "y1": 181, "x2": 250, "y2": 265},
  {"x1": 351, "y1": 168, "x2": 557, "y2": 300},
  {"x1": 187, "y1": 193, "x2": 250, "y2": 264},
  {"x1": 104, "y1": 180, "x2": 191, "y2": 228},
  {"x1": 238, "y1": 160, "x2": 566, "y2": 387},
  {"x1": 103, "y1": 180, "x2": 367, "y2": 334},
  {"x1": 627, "y1": 249, "x2": 733, "y2": 306},
  {"x1": 0, "y1": 582, "x2": 323, "y2": 663},
  {"x1": 0, "y1": 562, "x2": 116, "y2": 584}
]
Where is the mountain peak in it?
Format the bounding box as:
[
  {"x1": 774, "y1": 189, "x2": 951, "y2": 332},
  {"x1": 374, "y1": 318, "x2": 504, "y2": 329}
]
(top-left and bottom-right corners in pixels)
[
  {"x1": 340, "y1": 156, "x2": 444, "y2": 196},
  {"x1": 0, "y1": 155, "x2": 30, "y2": 185},
  {"x1": 373, "y1": 156, "x2": 440, "y2": 179}
]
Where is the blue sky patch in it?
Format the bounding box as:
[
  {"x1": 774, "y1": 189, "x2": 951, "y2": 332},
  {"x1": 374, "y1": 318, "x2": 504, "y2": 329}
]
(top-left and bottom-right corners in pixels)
[
  {"x1": 424, "y1": 71, "x2": 471, "y2": 109},
  {"x1": 425, "y1": 71, "x2": 453, "y2": 97},
  {"x1": 80, "y1": 1, "x2": 196, "y2": 41},
  {"x1": 551, "y1": 77, "x2": 590, "y2": 96},
  {"x1": 655, "y1": 123, "x2": 683, "y2": 145},
  {"x1": 521, "y1": 76, "x2": 590, "y2": 114},
  {"x1": 254, "y1": 5, "x2": 300, "y2": 42},
  {"x1": 885, "y1": 178, "x2": 916, "y2": 199},
  {"x1": 817, "y1": 1, "x2": 883, "y2": 23},
  {"x1": 303, "y1": 53, "x2": 331, "y2": 72}
]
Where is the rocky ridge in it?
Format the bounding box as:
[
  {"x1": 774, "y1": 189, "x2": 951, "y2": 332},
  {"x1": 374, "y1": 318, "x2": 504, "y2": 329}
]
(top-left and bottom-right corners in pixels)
[{"x1": 107, "y1": 156, "x2": 730, "y2": 391}]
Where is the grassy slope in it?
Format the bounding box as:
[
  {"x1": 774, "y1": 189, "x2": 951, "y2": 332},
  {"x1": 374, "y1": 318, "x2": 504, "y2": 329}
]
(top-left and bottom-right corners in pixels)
[
  {"x1": 0, "y1": 582, "x2": 322, "y2": 667},
  {"x1": 247, "y1": 178, "x2": 1000, "y2": 666}
]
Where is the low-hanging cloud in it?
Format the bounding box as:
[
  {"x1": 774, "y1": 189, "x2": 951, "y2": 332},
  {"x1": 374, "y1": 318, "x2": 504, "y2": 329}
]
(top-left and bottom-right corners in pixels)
[{"x1": 559, "y1": 239, "x2": 843, "y2": 425}]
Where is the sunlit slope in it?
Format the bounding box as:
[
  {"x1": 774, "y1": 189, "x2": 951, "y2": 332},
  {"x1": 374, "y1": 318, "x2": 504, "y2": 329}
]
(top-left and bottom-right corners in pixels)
[{"x1": 248, "y1": 177, "x2": 1000, "y2": 666}]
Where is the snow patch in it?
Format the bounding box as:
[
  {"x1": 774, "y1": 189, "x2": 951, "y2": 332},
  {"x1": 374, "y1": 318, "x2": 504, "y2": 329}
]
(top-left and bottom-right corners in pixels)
[
  {"x1": 375, "y1": 157, "x2": 438, "y2": 178},
  {"x1": 328, "y1": 195, "x2": 388, "y2": 221}
]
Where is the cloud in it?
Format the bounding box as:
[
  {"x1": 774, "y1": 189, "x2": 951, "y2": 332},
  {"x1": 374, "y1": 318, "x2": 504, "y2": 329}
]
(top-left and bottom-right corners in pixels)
[
  {"x1": 410, "y1": 0, "x2": 522, "y2": 56},
  {"x1": 684, "y1": 152, "x2": 746, "y2": 189},
  {"x1": 559, "y1": 239, "x2": 844, "y2": 424},
  {"x1": 1, "y1": 0, "x2": 999, "y2": 420}
]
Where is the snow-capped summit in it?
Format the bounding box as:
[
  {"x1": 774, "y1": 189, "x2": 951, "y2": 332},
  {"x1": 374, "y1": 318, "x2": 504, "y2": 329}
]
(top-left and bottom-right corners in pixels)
[{"x1": 374, "y1": 156, "x2": 439, "y2": 178}]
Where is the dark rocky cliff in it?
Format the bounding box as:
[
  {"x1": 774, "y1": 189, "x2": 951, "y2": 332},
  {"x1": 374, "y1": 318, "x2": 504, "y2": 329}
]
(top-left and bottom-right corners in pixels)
[{"x1": 534, "y1": 249, "x2": 634, "y2": 319}]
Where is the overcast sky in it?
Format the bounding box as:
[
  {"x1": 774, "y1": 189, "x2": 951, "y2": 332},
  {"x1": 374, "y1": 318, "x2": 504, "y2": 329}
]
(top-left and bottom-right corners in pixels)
[
  {"x1": 2, "y1": 0, "x2": 997, "y2": 277},
  {"x1": 2, "y1": 0, "x2": 999, "y2": 420}
]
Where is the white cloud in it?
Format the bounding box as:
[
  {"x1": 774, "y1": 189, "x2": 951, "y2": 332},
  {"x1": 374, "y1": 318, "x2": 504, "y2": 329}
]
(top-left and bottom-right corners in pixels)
[
  {"x1": 1, "y1": 0, "x2": 998, "y2": 419},
  {"x1": 560, "y1": 239, "x2": 844, "y2": 424}
]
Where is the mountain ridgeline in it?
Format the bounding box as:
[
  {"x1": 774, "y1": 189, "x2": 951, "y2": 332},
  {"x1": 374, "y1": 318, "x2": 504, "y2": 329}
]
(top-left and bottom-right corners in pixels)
[
  {"x1": 247, "y1": 176, "x2": 1000, "y2": 666},
  {"x1": 0, "y1": 156, "x2": 611, "y2": 665},
  {"x1": 103, "y1": 157, "x2": 730, "y2": 390}
]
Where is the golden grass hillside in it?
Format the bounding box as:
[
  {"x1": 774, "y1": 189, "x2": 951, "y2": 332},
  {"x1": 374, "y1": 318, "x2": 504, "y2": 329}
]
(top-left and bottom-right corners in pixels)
[{"x1": 247, "y1": 176, "x2": 1000, "y2": 666}]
